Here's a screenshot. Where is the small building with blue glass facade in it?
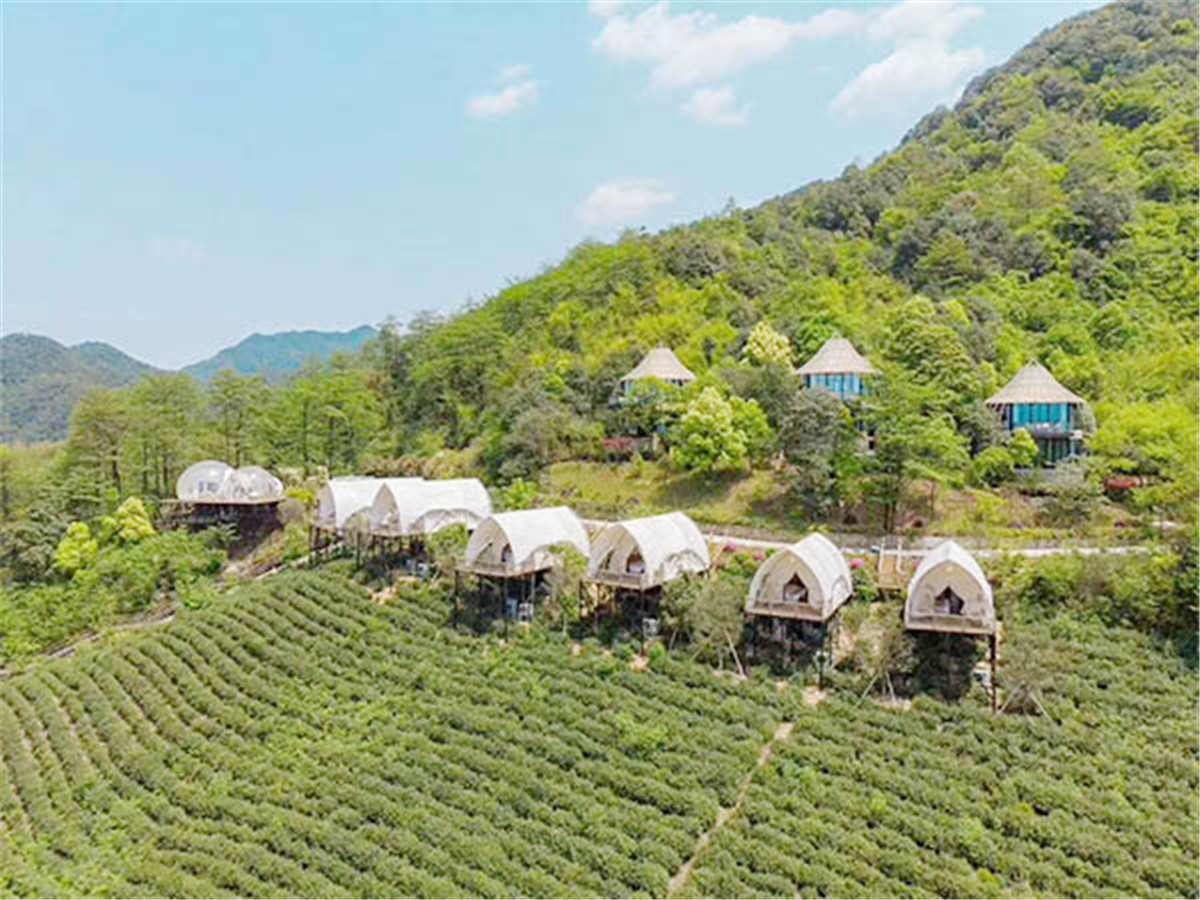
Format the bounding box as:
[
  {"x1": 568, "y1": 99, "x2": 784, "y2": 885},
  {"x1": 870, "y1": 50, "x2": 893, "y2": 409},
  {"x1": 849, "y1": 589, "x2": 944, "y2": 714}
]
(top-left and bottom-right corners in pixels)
[
  {"x1": 797, "y1": 337, "x2": 878, "y2": 401},
  {"x1": 985, "y1": 362, "x2": 1088, "y2": 465}
]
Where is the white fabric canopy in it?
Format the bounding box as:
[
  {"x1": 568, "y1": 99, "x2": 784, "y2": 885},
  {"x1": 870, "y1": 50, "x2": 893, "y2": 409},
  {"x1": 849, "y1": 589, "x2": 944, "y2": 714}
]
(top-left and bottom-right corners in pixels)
[
  {"x1": 369, "y1": 478, "x2": 492, "y2": 536},
  {"x1": 746, "y1": 533, "x2": 852, "y2": 622},
  {"x1": 587, "y1": 512, "x2": 710, "y2": 588},
  {"x1": 317, "y1": 478, "x2": 383, "y2": 530},
  {"x1": 905, "y1": 540, "x2": 995, "y2": 634},
  {"x1": 464, "y1": 506, "x2": 589, "y2": 574}
]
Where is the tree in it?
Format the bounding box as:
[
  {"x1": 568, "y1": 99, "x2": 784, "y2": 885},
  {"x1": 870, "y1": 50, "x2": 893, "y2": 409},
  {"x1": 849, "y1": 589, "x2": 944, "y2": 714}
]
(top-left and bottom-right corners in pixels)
[
  {"x1": 1008, "y1": 428, "x2": 1040, "y2": 468},
  {"x1": 670, "y1": 387, "x2": 748, "y2": 474},
  {"x1": 863, "y1": 374, "x2": 970, "y2": 532},
  {"x1": 102, "y1": 497, "x2": 156, "y2": 544},
  {"x1": 970, "y1": 446, "x2": 1016, "y2": 487},
  {"x1": 545, "y1": 544, "x2": 587, "y2": 636},
  {"x1": 855, "y1": 613, "x2": 917, "y2": 702},
  {"x1": 729, "y1": 396, "x2": 773, "y2": 464},
  {"x1": 742, "y1": 321, "x2": 793, "y2": 367},
  {"x1": 130, "y1": 375, "x2": 203, "y2": 496},
  {"x1": 54, "y1": 522, "x2": 98, "y2": 577},
  {"x1": 662, "y1": 573, "x2": 746, "y2": 674},
  {"x1": 208, "y1": 371, "x2": 267, "y2": 467},
  {"x1": 779, "y1": 388, "x2": 861, "y2": 519},
  {"x1": 66, "y1": 389, "x2": 132, "y2": 495}
]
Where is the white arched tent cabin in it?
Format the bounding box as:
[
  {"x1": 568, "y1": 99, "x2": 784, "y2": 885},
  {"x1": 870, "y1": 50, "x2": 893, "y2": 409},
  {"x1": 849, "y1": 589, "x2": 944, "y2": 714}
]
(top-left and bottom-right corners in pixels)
[
  {"x1": 745, "y1": 533, "x2": 852, "y2": 678},
  {"x1": 587, "y1": 513, "x2": 710, "y2": 635},
  {"x1": 311, "y1": 478, "x2": 382, "y2": 562},
  {"x1": 905, "y1": 540, "x2": 999, "y2": 710},
  {"x1": 905, "y1": 540, "x2": 995, "y2": 636},
  {"x1": 588, "y1": 512, "x2": 709, "y2": 589},
  {"x1": 369, "y1": 478, "x2": 492, "y2": 538},
  {"x1": 460, "y1": 507, "x2": 589, "y2": 622}
]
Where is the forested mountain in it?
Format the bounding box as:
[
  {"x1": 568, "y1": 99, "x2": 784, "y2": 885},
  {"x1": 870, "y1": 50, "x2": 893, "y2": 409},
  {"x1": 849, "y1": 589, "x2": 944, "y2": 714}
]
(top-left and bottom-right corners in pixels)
[
  {"x1": 181, "y1": 325, "x2": 376, "y2": 383},
  {"x1": 1, "y1": 326, "x2": 376, "y2": 443},
  {"x1": 369, "y1": 0, "x2": 1197, "y2": 511},
  {"x1": 0, "y1": 334, "x2": 160, "y2": 444}
]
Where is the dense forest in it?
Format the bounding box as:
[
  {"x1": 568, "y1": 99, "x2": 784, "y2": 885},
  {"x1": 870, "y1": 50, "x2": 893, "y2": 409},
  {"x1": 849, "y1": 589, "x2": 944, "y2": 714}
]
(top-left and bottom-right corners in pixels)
[{"x1": 2, "y1": 0, "x2": 1197, "y2": 654}]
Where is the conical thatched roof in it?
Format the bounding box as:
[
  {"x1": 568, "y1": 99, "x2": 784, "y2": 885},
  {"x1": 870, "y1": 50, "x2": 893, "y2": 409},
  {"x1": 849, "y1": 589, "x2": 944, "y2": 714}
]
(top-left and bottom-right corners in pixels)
[
  {"x1": 986, "y1": 362, "x2": 1083, "y2": 406},
  {"x1": 797, "y1": 337, "x2": 878, "y2": 376},
  {"x1": 621, "y1": 347, "x2": 696, "y2": 383}
]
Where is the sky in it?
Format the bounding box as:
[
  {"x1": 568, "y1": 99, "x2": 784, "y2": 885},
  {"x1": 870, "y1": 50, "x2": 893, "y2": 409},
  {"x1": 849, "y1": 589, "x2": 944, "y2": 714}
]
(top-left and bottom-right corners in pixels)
[{"x1": 2, "y1": 0, "x2": 1105, "y2": 369}]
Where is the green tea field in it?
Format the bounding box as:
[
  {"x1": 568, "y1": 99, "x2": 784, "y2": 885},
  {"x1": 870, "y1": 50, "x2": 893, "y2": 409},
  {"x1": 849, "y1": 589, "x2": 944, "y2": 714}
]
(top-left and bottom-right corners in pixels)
[{"x1": 0, "y1": 571, "x2": 1195, "y2": 898}]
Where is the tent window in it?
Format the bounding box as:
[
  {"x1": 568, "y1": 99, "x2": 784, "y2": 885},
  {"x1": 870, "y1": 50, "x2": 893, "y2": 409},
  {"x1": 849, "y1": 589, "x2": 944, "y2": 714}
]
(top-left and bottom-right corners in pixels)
[
  {"x1": 934, "y1": 586, "x2": 965, "y2": 615},
  {"x1": 626, "y1": 551, "x2": 645, "y2": 575},
  {"x1": 782, "y1": 574, "x2": 808, "y2": 605},
  {"x1": 500, "y1": 544, "x2": 513, "y2": 564}
]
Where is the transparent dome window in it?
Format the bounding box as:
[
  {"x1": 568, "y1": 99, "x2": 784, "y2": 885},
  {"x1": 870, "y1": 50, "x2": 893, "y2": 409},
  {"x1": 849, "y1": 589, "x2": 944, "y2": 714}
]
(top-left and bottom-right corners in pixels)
[
  {"x1": 176, "y1": 461, "x2": 234, "y2": 501},
  {"x1": 228, "y1": 466, "x2": 285, "y2": 502}
]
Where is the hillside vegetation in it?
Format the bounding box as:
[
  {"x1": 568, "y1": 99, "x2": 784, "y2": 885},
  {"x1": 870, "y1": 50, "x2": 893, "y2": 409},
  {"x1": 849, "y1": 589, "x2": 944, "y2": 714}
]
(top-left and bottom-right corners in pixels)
[{"x1": 0, "y1": 571, "x2": 1194, "y2": 897}]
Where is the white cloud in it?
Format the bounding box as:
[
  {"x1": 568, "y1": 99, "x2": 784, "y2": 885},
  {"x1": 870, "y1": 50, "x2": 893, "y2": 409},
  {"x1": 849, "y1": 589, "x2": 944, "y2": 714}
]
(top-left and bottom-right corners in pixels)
[
  {"x1": 497, "y1": 63, "x2": 532, "y2": 83},
  {"x1": 831, "y1": 40, "x2": 984, "y2": 118},
  {"x1": 577, "y1": 179, "x2": 675, "y2": 226},
  {"x1": 830, "y1": 1, "x2": 985, "y2": 119},
  {"x1": 682, "y1": 85, "x2": 748, "y2": 126},
  {"x1": 587, "y1": 0, "x2": 627, "y2": 19},
  {"x1": 589, "y1": 0, "x2": 987, "y2": 125},
  {"x1": 466, "y1": 67, "x2": 539, "y2": 119},
  {"x1": 866, "y1": 0, "x2": 983, "y2": 45},
  {"x1": 593, "y1": 3, "x2": 864, "y2": 90}
]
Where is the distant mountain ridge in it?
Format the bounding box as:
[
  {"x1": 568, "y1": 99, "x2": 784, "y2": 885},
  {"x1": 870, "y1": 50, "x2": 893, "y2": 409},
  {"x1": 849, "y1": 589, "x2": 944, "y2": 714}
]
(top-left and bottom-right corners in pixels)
[
  {"x1": 181, "y1": 325, "x2": 376, "y2": 382},
  {"x1": 0, "y1": 325, "x2": 376, "y2": 443}
]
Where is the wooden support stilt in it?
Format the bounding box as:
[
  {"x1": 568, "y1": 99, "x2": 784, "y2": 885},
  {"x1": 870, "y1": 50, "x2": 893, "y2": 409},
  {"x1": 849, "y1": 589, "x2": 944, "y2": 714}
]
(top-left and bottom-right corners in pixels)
[{"x1": 990, "y1": 633, "x2": 998, "y2": 714}]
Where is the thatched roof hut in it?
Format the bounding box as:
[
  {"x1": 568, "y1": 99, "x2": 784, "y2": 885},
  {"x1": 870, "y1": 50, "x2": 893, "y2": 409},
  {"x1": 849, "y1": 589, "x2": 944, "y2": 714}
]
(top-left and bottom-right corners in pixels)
[
  {"x1": 369, "y1": 478, "x2": 492, "y2": 537},
  {"x1": 463, "y1": 507, "x2": 589, "y2": 578},
  {"x1": 176, "y1": 460, "x2": 284, "y2": 505},
  {"x1": 985, "y1": 361, "x2": 1083, "y2": 407},
  {"x1": 316, "y1": 478, "x2": 382, "y2": 531},
  {"x1": 797, "y1": 337, "x2": 878, "y2": 376},
  {"x1": 619, "y1": 347, "x2": 696, "y2": 392},
  {"x1": 587, "y1": 512, "x2": 710, "y2": 590},
  {"x1": 905, "y1": 540, "x2": 995, "y2": 635},
  {"x1": 746, "y1": 533, "x2": 853, "y2": 623}
]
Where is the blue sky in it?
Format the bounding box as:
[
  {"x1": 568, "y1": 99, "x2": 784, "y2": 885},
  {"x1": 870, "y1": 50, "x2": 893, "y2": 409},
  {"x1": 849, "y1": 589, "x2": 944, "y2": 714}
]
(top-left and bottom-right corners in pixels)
[{"x1": 3, "y1": 0, "x2": 1103, "y2": 368}]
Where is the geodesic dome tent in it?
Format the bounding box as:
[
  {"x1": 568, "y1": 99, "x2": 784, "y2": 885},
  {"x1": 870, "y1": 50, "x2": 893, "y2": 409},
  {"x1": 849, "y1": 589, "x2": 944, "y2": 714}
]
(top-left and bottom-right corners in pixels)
[
  {"x1": 587, "y1": 512, "x2": 710, "y2": 590},
  {"x1": 905, "y1": 540, "x2": 995, "y2": 635},
  {"x1": 316, "y1": 478, "x2": 383, "y2": 531},
  {"x1": 463, "y1": 506, "x2": 589, "y2": 577},
  {"x1": 746, "y1": 533, "x2": 853, "y2": 623},
  {"x1": 368, "y1": 478, "x2": 492, "y2": 537},
  {"x1": 176, "y1": 460, "x2": 235, "y2": 502}
]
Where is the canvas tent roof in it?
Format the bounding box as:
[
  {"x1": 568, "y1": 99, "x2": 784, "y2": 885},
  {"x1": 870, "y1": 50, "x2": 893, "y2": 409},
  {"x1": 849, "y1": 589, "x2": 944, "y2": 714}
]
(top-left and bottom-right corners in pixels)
[
  {"x1": 369, "y1": 478, "x2": 492, "y2": 536},
  {"x1": 797, "y1": 337, "x2": 878, "y2": 376},
  {"x1": 317, "y1": 478, "x2": 383, "y2": 530},
  {"x1": 587, "y1": 512, "x2": 710, "y2": 589},
  {"x1": 620, "y1": 347, "x2": 696, "y2": 384},
  {"x1": 463, "y1": 506, "x2": 589, "y2": 576},
  {"x1": 176, "y1": 460, "x2": 284, "y2": 504},
  {"x1": 986, "y1": 361, "x2": 1084, "y2": 406},
  {"x1": 746, "y1": 532, "x2": 853, "y2": 622},
  {"x1": 905, "y1": 540, "x2": 995, "y2": 635}
]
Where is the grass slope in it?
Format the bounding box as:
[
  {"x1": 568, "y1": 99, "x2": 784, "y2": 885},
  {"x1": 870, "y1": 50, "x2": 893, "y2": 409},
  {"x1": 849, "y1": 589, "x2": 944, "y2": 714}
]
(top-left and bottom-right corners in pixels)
[{"x1": 0, "y1": 570, "x2": 1195, "y2": 898}]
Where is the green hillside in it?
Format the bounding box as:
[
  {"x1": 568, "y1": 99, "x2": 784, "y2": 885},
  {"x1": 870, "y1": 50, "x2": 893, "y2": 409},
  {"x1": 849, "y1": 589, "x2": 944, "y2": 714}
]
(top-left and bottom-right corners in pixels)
[
  {"x1": 180, "y1": 325, "x2": 376, "y2": 383},
  {"x1": 372, "y1": 0, "x2": 1196, "y2": 516},
  {"x1": 0, "y1": 571, "x2": 1194, "y2": 897},
  {"x1": 0, "y1": 334, "x2": 160, "y2": 444}
]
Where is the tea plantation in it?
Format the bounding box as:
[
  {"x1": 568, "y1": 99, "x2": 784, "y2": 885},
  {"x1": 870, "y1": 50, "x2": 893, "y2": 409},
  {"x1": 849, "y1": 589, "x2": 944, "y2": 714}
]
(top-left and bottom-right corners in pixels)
[{"x1": 0, "y1": 571, "x2": 1195, "y2": 897}]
